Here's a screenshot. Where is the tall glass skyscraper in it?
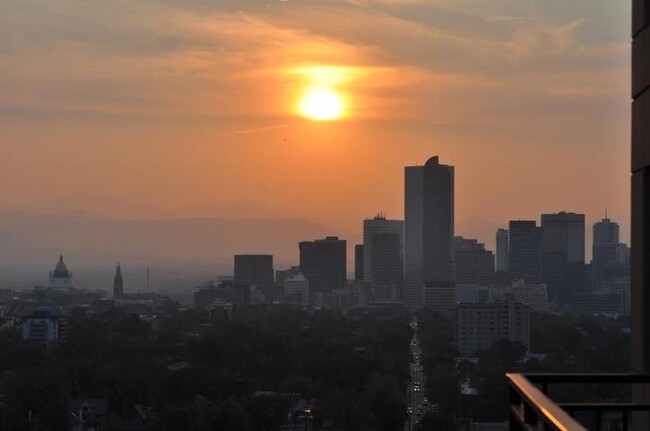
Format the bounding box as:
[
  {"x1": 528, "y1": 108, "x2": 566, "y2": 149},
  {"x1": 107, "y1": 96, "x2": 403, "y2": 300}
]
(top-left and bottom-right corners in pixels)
[
  {"x1": 541, "y1": 212, "x2": 585, "y2": 306},
  {"x1": 404, "y1": 156, "x2": 454, "y2": 311}
]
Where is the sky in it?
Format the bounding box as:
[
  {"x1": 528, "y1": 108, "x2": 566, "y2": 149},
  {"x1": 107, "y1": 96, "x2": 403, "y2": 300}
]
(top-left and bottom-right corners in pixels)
[{"x1": 0, "y1": 0, "x2": 632, "y2": 251}]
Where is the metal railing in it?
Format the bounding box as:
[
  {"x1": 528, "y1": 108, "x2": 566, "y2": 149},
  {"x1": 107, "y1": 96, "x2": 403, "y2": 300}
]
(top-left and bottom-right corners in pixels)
[{"x1": 506, "y1": 373, "x2": 650, "y2": 430}]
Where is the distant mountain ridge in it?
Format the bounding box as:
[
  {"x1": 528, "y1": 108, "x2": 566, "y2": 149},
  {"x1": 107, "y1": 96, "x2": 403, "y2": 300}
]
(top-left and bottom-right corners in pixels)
[{"x1": 0, "y1": 211, "x2": 334, "y2": 271}]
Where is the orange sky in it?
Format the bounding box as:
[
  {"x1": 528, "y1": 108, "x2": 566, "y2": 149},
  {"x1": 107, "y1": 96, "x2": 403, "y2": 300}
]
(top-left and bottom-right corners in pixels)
[{"x1": 0, "y1": 0, "x2": 632, "y2": 252}]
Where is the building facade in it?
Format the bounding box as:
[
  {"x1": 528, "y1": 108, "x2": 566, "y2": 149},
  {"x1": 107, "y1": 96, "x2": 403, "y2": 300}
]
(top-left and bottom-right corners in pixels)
[
  {"x1": 299, "y1": 236, "x2": 347, "y2": 292},
  {"x1": 496, "y1": 229, "x2": 510, "y2": 273},
  {"x1": 454, "y1": 236, "x2": 495, "y2": 286},
  {"x1": 234, "y1": 255, "x2": 274, "y2": 287},
  {"x1": 404, "y1": 156, "x2": 455, "y2": 312},
  {"x1": 22, "y1": 306, "x2": 68, "y2": 345},
  {"x1": 509, "y1": 221, "x2": 543, "y2": 284},
  {"x1": 541, "y1": 212, "x2": 585, "y2": 306},
  {"x1": 362, "y1": 216, "x2": 404, "y2": 285},
  {"x1": 457, "y1": 298, "x2": 531, "y2": 357}
]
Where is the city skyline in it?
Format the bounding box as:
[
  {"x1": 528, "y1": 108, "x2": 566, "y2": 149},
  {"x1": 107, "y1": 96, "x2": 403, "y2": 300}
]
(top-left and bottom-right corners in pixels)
[{"x1": 0, "y1": 0, "x2": 631, "y2": 256}]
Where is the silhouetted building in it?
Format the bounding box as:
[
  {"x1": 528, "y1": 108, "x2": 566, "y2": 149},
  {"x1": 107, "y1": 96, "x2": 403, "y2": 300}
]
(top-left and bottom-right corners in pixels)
[
  {"x1": 363, "y1": 216, "x2": 404, "y2": 285},
  {"x1": 193, "y1": 280, "x2": 250, "y2": 310},
  {"x1": 355, "y1": 244, "x2": 364, "y2": 282},
  {"x1": 113, "y1": 264, "x2": 124, "y2": 300},
  {"x1": 489, "y1": 280, "x2": 549, "y2": 311},
  {"x1": 49, "y1": 255, "x2": 74, "y2": 289},
  {"x1": 509, "y1": 220, "x2": 543, "y2": 284},
  {"x1": 541, "y1": 212, "x2": 585, "y2": 306},
  {"x1": 592, "y1": 217, "x2": 630, "y2": 290},
  {"x1": 234, "y1": 255, "x2": 274, "y2": 287},
  {"x1": 299, "y1": 236, "x2": 346, "y2": 292},
  {"x1": 454, "y1": 236, "x2": 495, "y2": 286},
  {"x1": 496, "y1": 229, "x2": 510, "y2": 273},
  {"x1": 456, "y1": 298, "x2": 530, "y2": 357},
  {"x1": 276, "y1": 266, "x2": 301, "y2": 287},
  {"x1": 404, "y1": 156, "x2": 455, "y2": 312}
]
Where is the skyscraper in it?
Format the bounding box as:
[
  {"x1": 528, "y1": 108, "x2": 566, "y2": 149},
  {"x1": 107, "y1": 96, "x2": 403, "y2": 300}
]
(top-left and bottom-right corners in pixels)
[
  {"x1": 299, "y1": 236, "x2": 347, "y2": 292},
  {"x1": 234, "y1": 255, "x2": 274, "y2": 287},
  {"x1": 496, "y1": 228, "x2": 510, "y2": 273},
  {"x1": 363, "y1": 216, "x2": 404, "y2": 285},
  {"x1": 113, "y1": 264, "x2": 124, "y2": 300},
  {"x1": 541, "y1": 212, "x2": 585, "y2": 306},
  {"x1": 592, "y1": 217, "x2": 630, "y2": 291},
  {"x1": 509, "y1": 220, "x2": 543, "y2": 284},
  {"x1": 354, "y1": 244, "x2": 364, "y2": 282},
  {"x1": 592, "y1": 217, "x2": 621, "y2": 290},
  {"x1": 404, "y1": 156, "x2": 455, "y2": 311}
]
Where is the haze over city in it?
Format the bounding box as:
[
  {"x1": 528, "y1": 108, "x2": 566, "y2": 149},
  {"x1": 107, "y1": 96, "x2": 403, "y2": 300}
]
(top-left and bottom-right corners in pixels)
[{"x1": 1, "y1": 0, "x2": 631, "y2": 278}]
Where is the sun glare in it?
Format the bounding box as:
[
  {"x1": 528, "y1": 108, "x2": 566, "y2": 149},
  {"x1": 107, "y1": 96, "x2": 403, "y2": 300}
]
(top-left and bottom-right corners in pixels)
[{"x1": 299, "y1": 87, "x2": 345, "y2": 121}]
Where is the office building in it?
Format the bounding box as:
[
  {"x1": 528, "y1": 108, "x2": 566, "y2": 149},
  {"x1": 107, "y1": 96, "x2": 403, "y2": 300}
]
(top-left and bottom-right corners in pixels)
[
  {"x1": 457, "y1": 298, "x2": 530, "y2": 357},
  {"x1": 355, "y1": 244, "x2": 364, "y2": 282},
  {"x1": 363, "y1": 216, "x2": 404, "y2": 285},
  {"x1": 592, "y1": 217, "x2": 630, "y2": 290},
  {"x1": 299, "y1": 236, "x2": 347, "y2": 292},
  {"x1": 489, "y1": 280, "x2": 549, "y2": 311},
  {"x1": 541, "y1": 212, "x2": 585, "y2": 306},
  {"x1": 509, "y1": 221, "x2": 543, "y2": 284},
  {"x1": 284, "y1": 273, "x2": 310, "y2": 306},
  {"x1": 234, "y1": 255, "x2": 274, "y2": 287},
  {"x1": 404, "y1": 156, "x2": 455, "y2": 312},
  {"x1": 276, "y1": 266, "x2": 301, "y2": 287},
  {"x1": 496, "y1": 229, "x2": 510, "y2": 273},
  {"x1": 454, "y1": 236, "x2": 495, "y2": 286}
]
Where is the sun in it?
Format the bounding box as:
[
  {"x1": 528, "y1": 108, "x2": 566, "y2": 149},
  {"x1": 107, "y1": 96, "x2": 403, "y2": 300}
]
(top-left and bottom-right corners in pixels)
[{"x1": 299, "y1": 87, "x2": 345, "y2": 121}]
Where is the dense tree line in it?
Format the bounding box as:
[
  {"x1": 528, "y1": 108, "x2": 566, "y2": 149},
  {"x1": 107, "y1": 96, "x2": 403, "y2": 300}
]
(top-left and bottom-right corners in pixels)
[
  {"x1": 415, "y1": 310, "x2": 631, "y2": 428},
  {"x1": 0, "y1": 305, "x2": 412, "y2": 430}
]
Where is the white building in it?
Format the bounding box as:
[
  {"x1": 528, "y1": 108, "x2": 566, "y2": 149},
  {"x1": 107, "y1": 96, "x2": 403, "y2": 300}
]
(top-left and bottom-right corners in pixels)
[
  {"x1": 48, "y1": 255, "x2": 74, "y2": 289},
  {"x1": 22, "y1": 307, "x2": 68, "y2": 345}
]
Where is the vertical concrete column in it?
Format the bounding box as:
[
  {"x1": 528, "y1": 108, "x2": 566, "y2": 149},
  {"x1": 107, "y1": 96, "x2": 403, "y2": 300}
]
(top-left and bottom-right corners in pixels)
[{"x1": 632, "y1": 0, "x2": 650, "y2": 374}]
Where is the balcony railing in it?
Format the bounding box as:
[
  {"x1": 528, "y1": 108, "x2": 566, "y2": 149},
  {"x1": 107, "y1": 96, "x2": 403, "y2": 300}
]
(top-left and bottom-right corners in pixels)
[{"x1": 506, "y1": 373, "x2": 650, "y2": 430}]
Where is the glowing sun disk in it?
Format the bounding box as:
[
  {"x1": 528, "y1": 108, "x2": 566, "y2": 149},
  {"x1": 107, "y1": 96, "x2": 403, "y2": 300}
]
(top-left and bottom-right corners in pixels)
[{"x1": 299, "y1": 87, "x2": 345, "y2": 121}]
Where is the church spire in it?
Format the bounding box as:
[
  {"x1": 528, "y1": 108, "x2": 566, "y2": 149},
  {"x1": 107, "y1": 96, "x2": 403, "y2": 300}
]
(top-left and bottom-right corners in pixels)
[{"x1": 113, "y1": 264, "x2": 124, "y2": 300}]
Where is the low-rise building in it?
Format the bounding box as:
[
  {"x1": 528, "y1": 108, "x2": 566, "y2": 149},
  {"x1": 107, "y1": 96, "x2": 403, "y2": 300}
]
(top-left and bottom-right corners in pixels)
[{"x1": 21, "y1": 306, "x2": 68, "y2": 345}]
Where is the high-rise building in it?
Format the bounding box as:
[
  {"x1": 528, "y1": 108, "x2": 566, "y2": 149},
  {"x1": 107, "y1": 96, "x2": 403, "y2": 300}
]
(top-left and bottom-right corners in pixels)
[
  {"x1": 299, "y1": 236, "x2": 347, "y2": 292},
  {"x1": 592, "y1": 217, "x2": 630, "y2": 290},
  {"x1": 113, "y1": 264, "x2": 124, "y2": 300},
  {"x1": 234, "y1": 255, "x2": 274, "y2": 287},
  {"x1": 541, "y1": 212, "x2": 585, "y2": 306},
  {"x1": 404, "y1": 156, "x2": 455, "y2": 312},
  {"x1": 363, "y1": 216, "x2": 404, "y2": 285},
  {"x1": 454, "y1": 236, "x2": 495, "y2": 286},
  {"x1": 496, "y1": 229, "x2": 510, "y2": 273},
  {"x1": 456, "y1": 298, "x2": 531, "y2": 357},
  {"x1": 594, "y1": 217, "x2": 620, "y2": 245},
  {"x1": 509, "y1": 220, "x2": 543, "y2": 284},
  {"x1": 355, "y1": 244, "x2": 364, "y2": 282}
]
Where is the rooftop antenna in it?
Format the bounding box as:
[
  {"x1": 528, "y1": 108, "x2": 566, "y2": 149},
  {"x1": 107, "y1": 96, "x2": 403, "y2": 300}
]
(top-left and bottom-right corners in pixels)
[{"x1": 605, "y1": 205, "x2": 608, "y2": 220}]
